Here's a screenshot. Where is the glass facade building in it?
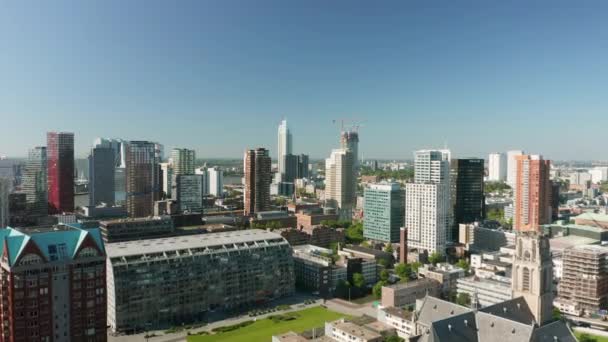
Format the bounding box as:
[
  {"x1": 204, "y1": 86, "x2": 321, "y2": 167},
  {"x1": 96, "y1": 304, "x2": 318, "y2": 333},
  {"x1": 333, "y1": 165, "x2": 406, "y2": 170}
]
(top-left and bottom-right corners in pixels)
[{"x1": 363, "y1": 182, "x2": 404, "y2": 243}]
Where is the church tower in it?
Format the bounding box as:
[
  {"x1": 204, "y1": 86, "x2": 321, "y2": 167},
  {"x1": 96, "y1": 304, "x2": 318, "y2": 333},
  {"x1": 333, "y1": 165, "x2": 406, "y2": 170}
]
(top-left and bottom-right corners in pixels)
[{"x1": 512, "y1": 232, "x2": 553, "y2": 326}]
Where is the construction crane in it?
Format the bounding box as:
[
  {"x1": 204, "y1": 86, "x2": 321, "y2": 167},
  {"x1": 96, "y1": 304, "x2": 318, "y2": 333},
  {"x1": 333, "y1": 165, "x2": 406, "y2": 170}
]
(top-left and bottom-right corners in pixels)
[{"x1": 332, "y1": 118, "x2": 365, "y2": 132}]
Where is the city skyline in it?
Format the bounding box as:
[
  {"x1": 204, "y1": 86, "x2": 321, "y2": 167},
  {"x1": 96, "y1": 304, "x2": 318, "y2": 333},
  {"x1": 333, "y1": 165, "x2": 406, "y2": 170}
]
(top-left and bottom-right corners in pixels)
[{"x1": 2, "y1": 1, "x2": 608, "y2": 160}]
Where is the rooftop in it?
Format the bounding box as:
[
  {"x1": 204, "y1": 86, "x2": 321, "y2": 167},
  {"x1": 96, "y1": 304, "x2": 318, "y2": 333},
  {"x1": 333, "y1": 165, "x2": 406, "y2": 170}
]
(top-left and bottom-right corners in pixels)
[
  {"x1": 549, "y1": 235, "x2": 599, "y2": 252},
  {"x1": 382, "y1": 306, "x2": 414, "y2": 320},
  {"x1": 332, "y1": 321, "x2": 381, "y2": 340},
  {"x1": 105, "y1": 229, "x2": 285, "y2": 258},
  {"x1": 386, "y1": 278, "x2": 441, "y2": 291},
  {"x1": 575, "y1": 212, "x2": 608, "y2": 223}
]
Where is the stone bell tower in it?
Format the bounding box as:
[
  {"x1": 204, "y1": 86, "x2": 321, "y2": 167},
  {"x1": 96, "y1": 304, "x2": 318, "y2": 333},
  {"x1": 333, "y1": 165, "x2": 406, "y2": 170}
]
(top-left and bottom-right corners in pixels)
[{"x1": 512, "y1": 231, "x2": 553, "y2": 326}]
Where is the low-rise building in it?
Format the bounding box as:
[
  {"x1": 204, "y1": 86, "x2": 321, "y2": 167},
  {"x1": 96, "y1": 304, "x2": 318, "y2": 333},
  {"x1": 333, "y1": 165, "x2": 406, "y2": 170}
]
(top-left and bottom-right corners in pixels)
[
  {"x1": 325, "y1": 319, "x2": 383, "y2": 342},
  {"x1": 275, "y1": 226, "x2": 345, "y2": 248},
  {"x1": 418, "y1": 263, "x2": 466, "y2": 297},
  {"x1": 459, "y1": 222, "x2": 515, "y2": 253},
  {"x1": 341, "y1": 245, "x2": 393, "y2": 268},
  {"x1": 381, "y1": 278, "x2": 442, "y2": 308},
  {"x1": 377, "y1": 306, "x2": 416, "y2": 338},
  {"x1": 82, "y1": 204, "x2": 128, "y2": 218},
  {"x1": 250, "y1": 210, "x2": 298, "y2": 228},
  {"x1": 573, "y1": 212, "x2": 608, "y2": 229},
  {"x1": 99, "y1": 216, "x2": 175, "y2": 242},
  {"x1": 296, "y1": 211, "x2": 340, "y2": 230},
  {"x1": 106, "y1": 229, "x2": 295, "y2": 333},
  {"x1": 456, "y1": 275, "x2": 512, "y2": 308}
]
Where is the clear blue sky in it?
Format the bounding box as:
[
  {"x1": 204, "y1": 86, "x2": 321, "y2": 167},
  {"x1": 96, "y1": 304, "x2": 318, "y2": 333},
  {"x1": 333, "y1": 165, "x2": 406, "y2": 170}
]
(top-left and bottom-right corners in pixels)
[{"x1": 1, "y1": 1, "x2": 607, "y2": 160}]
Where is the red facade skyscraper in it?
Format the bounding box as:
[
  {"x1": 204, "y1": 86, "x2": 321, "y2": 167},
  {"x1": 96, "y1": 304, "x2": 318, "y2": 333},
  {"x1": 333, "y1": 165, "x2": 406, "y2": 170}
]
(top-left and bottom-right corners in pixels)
[
  {"x1": 514, "y1": 154, "x2": 552, "y2": 232},
  {"x1": 47, "y1": 132, "x2": 75, "y2": 214}
]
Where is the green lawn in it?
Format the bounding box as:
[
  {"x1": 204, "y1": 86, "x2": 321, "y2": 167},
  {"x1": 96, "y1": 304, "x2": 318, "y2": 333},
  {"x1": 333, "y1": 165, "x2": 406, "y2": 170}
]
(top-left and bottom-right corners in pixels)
[
  {"x1": 187, "y1": 306, "x2": 350, "y2": 342},
  {"x1": 575, "y1": 331, "x2": 608, "y2": 342}
]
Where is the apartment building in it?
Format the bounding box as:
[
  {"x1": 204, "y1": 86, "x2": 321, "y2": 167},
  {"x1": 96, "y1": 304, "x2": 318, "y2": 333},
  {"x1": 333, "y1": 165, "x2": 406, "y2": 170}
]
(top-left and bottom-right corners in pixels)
[{"x1": 106, "y1": 230, "x2": 294, "y2": 333}]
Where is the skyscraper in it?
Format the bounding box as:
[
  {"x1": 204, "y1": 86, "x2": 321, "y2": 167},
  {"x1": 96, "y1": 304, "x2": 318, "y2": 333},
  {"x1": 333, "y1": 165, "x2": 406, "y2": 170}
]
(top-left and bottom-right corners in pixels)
[
  {"x1": 506, "y1": 150, "x2": 524, "y2": 188},
  {"x1": 487, "y1": 152, "x2": 507, "y2": 181},
  {"x1": 159, "y1": 162, "x2": 173, "y2": 198},
  {"x1": 93, "y1": 138, "x2": 126, "y2": 167},
  {"x1": 450, "y1": 158, "x2": 485, "y2": 241},
  {"x1": 173, "y1": 174, "x2": 204, "y2": 213},
  {"x1": 277, "y1": 119, "x2": 293, "y2": 176},
  {"x1": 244, "y1": 148, "x2": 272, "y2": 216},
  {"x1": 171, "y1": 148, "x2": 195, "y2": 175},
  {"x1": 22, "y1": 146, "x2": 48, "y2": 217},
  {"x1": 325, "y1": 148, "x2": 356, "y2": 219},
  {"x1": 125, "y1": 141, "x2": 160, "y2": 217},
  {"x1": 406, "y1": 149, "x2": 451, "y2": 255},
  {"x1": 207, "y1": 166, "x2": 224, "y2": 197},
  {"x1": 514, "y1": 154, "x2": 552, "y2": 232},
  {"x1": 363, "y1": 182, "x2": 404, "y2": 243},
  {"x1": 0, "y1": 225, "x2": 107, "y2": 341},
  {"x1": 297, "y1": 154, "x2": 310, "y2": 179},
  {"x1": 282, "y1": 154, "x2": 299, "y2": 183},
  {"x1": 89, "y1": 146, "x2": 116, "y2": 206},
  {"x1": 47, "y1": 132, "x2": 75, "y2": 213},
  {"x1": 0, "y1": 177, "x2": 9, "y2": 228},
  {"x1": 340, "y1": 130, "x2": 359, "y2": 168}
]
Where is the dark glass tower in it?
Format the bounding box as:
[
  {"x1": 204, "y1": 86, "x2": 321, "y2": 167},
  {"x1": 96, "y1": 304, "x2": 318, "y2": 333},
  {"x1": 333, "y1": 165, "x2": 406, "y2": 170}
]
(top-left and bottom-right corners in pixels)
[
  {"x1": 89, "y1": 146, "x2": 116, "y2": 206},
  {"x1": 450, "y1": 158, "x2": 485, "y2": 241}
]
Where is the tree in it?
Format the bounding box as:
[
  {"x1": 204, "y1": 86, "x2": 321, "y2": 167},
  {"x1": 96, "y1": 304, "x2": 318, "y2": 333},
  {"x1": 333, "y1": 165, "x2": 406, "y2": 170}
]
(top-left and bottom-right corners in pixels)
[
  {"x1": 552, "y1": 307, "x2": 562, "y2": 321},
  {"x1": 428, "y1": 252, "x2": 444, "y2": 265},
  {"x1": 384, "y1": 244, "x2": 394, "y2": 254},
  {"x1": 395, "y1": 263, "x2": 412, "y2": 279},
  {"x1": 456, "y1": 259, "x2": 470, "y2": 272},
  {"x1": 380, "y1": 269, "x2": 390, "y2": 282},
  {"x1": 385, "y1": 335, "x2": 405, "y2": 342},
  {"x1": 352, "y1": 273, "x2": 365, "y2": 288},
  {"x1": 456, "y1": 293, "x2": 471, "y2": 307},
  {"x1": 484, "y1": 181, "x2": 511, "y2": 194},
  {"x1": 410, "y1": 261, "x2": 422, "y2": 273},
  {"x1": 345, "y1": 221, "x2": 364, "y2": 244},
  {"x1": 372, "y1": 281, "x2": 386, "y2": 299}
]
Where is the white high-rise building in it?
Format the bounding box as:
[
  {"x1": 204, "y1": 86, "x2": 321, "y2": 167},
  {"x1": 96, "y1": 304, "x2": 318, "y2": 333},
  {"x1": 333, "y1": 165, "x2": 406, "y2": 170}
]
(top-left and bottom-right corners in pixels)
[
  {"x1": 325, "y1": 148, "x2": 356, "y2": 220},
  {"x1": 0, "y1": 177, "x2": 10, "y2": 228},
  {"x1": 488, "y1": 152, "x2": 507, "y2": 181},
  {"x1": 160, "y1": 162, "x2": 173, "y2": 198},
  {"x1": 277, "y1": 119, "x2": 293, "y2": 176},
  {"x1": 406, "y1": 149, "x2": 451, "y2": 256},
  {"x1": 506, "y1": 150, "x2": 524, "y2": 188},
  {"x1": 589, "y1": 167, "x2": 608, "y2": 183},
  {"x1": 207, "y1": 167, "x2": 224, "y2": 197}
]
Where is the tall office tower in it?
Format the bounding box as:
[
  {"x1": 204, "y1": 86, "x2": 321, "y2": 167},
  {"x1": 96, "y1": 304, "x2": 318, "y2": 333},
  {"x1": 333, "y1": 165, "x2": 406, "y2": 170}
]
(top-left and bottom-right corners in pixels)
[
  {"x1": 506, "y1": 150, "x2": 524, "y2": 188},
  {"x1": 159, "y1": 162, "x2": 173, "y2": 198},
  {"x1": 406, "y1": 149, "x2": 451, "y2": 256},
  {"x1": 325, "y1": 148, "x2": 356, "y2": 219},
  {"x1": 22, "y1": 147, "x2": 48, "y2": 217},
  {"x1": 277, "y1": 119, "x2": 293, "y2": 176},
  {"x1": 0, "y1": 177, "x2": 9, "y2": 228},
  {"x1": 340, "y1": 130, "x2": 359, "y2": 168},
  {"x1": 512, "y1": 232, "x2": 553, "y2": 326},
  {"x1": 89, "y1": 146, "x2": 116, "y2": 206},
  {"x1": 450, "y1": 158, "x2": 485, "y2": 241},
  {"x1": 514, "y1": 154, "x2": 552, "y2": 232},
  {"x1": 297, "y1": 154, "x2": 310, "y2": 179},
  {"x1": 171, "y1": 148, "x2": 195, "y2": 175},
  {"x1": 47, "y1": 132, "x2": 75, "y2": 213},
  {"x1": 125, "y1": 141, "x2": 160, "y2": 217},
  {"x1": 363, "y1": 182, "x2": 405, "y2": 243},
  {"x1": 399, "y1": 228, "x2": 408, "y2": 264},
  {"x1": 173, "y1": 174, "x2": 203, "y2": 213},
  {"x1": 207, "y1": 166, "x2": 224, "y2": 197},
  {"x1": 557, "y1": 245, "x2": 608, "y2": 316},
  {"x1": 282, "y1": 154, "x2": 299, "y2": 183},
  {"x1": 487, "y1": 152, "x2": 507, "y2": 181},
  {"x1": 93, "y1": 138, "x2": 126, "y2": 167},
  {"x1": 0, "y1": 225, "x2": 107, "y2": 341},
  {"x1": 550, "y1": 181, "x2": 560, "y2": 221},
  {"x1": 243, "y1": 148, "x2": 272, "y2": 216},
  {"x1": 195, "y1": 167, "x2": 210, "y2": 196}
]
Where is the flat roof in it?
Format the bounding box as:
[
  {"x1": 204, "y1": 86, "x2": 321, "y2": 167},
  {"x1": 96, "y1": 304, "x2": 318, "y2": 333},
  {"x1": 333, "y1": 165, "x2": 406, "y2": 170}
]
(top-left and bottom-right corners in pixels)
[
  {"x1": 106, "y1": 229, "x2": 285, "y2": 258},
  {"x1": 575, "y1": 212, "x2": 608, "y2": 223},
  {"x1": 550, "y1": 236, "x2": 599, "y2": 252},
  {"x1": 332, "y1": 322, "x2": 381, "y2": 340}
]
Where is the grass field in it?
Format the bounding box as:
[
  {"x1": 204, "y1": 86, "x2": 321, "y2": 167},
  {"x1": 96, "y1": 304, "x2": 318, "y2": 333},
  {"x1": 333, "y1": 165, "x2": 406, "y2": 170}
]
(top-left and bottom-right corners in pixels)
[
  {"x1": 575, "y1": 331, "x2": 608, "y2": 342},
  {"x1": 187, "y1": 306, "x2": 350, "y2": 342}
]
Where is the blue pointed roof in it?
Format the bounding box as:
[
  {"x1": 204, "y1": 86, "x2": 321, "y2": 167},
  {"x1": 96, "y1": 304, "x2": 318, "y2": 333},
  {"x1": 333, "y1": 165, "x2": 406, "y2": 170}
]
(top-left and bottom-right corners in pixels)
[{"x1": 0, "y1": 225, "x2": 106, "y2": 267}]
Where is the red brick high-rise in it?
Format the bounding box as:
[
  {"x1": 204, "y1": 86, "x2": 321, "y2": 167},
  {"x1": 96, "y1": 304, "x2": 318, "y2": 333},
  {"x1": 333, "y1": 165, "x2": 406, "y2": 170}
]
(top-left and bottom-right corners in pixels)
[
  {"x1": 47, "y1": 132, "x2": 75, "y2": 214},
  {"x1": 514, "y1": 155, "x2": 552, "y2": 232},
  {"x1": 243, "y1": 148, "x2": 271, "y2": 216},
  {"x1": 0, "y1": 224, "x2": 107, "y2": 341}
]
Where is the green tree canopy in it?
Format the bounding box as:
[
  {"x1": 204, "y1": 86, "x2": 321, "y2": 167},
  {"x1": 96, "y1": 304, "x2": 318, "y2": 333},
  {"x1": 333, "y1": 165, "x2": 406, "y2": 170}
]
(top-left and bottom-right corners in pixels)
[
  {"x1": 380, "y1": 269, "x2": 390, "y2": 282},
  {"x1": 428, "y1": 252, "x2": 444, "y2": 265},
  {"x1": 352, "y1": 273, "x2": 365, "y2": 288},
  {"x1": 372, "y1": 280, "x2": 386, "y2": 299},
  {"x1": 395, "y1": 263, "x2": 412, "y2": 280},
  {"x1": 456, "y1": 259, "x2": 470, "y2": 272},
  {"x1": 384, "y1": 244, "x2": 394, "y2": 254},
  {"x1": 456, "y1": 293, "x2": 471, "y2": 307}
]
